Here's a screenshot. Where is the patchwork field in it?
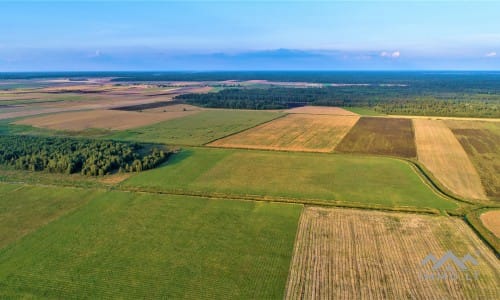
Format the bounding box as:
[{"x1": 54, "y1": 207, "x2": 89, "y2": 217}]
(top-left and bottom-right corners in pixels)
[
  {"x1": 285, "y1": 106, "x2": 358, "y2": 115},
  {"x1": 122, "y1": 148, "x2": 457, "y2": 211},
  {"x1": 413, "y1": 119, "x2": 487, "y2": 200},
  {"x1": 480, "y1": 210, "x2": 500, "y2": 238},
  {"x1": 335, "y1": 117, "x2": 416, "y2": 158},
  {"x1": 209, "y1": 114, "x2": 359, "y2": 152},
  {"x1": 445, "y1": 120, "x2": 500, "y2": 200},
  {"x1": 108, "y1": 110, "x2": 283, "y2": 145},
  {"x1": 14, "y1": 109, "x2": 200, "y2": 131},
  {"x1": 0, "y1": 183, "x2": 103, "y2": 249},
  {"x1": 0, "y1": 186, "x2": 301, "y2": 298},
  {"x1": 285, "y1": 207, "x2": 500, "y2": 299}
]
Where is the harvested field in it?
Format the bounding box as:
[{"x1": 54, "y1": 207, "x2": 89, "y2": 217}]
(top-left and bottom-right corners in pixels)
[
  {"x1": 445, "y1": 120, "x2": 500, "y2": 200},
  {"x1": 14, "y1": 109, "x2": 199, "y2": 131},
  {"x1": 285, "y1": 207, "x2": 500, "y2": 300},
  {"x1": 209, "y1": 114, "x2": 359, "y2": 152},
  {"x1": 414, "y1": 119, "x2": 487, "y2": 200},
  {"x1": 335, "y1": 117, "x2": 416, "y2": 158},
  {"x1": 480, "y1": 210, "x2": 500, "y2": 238},
  {"x1": 285, "y1": 106, "x2": 358, "y2": 115}
]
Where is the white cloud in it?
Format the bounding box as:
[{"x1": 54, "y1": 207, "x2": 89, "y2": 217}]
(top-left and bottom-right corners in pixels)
[
  {"x1": 380, "y1": 50, "x2": 400, "y2": 58},
  {"x1": 485, "y1": 51, "x2": 496, "y2": 57}
]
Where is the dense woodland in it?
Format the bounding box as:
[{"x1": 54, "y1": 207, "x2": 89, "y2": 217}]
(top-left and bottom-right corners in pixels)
[
  {"x1": 176, "y1": 87, "x2": 500, "y2": 117},
  {"x1": 0, "y1": 136, "x2": 169, "y2": 176}
]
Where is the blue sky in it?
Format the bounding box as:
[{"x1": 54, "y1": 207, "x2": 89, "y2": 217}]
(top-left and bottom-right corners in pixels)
[{"x1": 0, "y1": 1, "x2": 499, "y2": 71}]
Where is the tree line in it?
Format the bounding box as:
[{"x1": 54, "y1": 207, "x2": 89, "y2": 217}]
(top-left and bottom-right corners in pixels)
[
  {"x1": 0, "y1": 135, "x2": 170, "y2": 176},
  {"x1": 175, "y1": 87, "x2": 500, "y2": 118}
]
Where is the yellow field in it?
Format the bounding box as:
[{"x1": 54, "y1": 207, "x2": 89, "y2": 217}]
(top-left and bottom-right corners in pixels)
[
  {"x1": 14, "y1": 109, "x2": 200, "y2": 131},
  {"x1": 445, "y1": 120, "x2": 500, "y2": 200},
  {"x1": 285, "y1": 106, "x2": 358, "y2": 115},
  {"x1": 285, "y1": 207, "x2": 499, "y2": 300},
  {"x1": 413, "y1": 119, "x2": 487, "y2": 200},
  {"x1": 480, "y1": 211, "x2": 500, "y2": 238},
  {"x1": 209, "y1": 114, "x2": 360, "y2": 152}
]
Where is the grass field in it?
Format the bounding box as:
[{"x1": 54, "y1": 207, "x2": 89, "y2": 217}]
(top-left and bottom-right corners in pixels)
[
  {"x1": 285, "y1": 207, "x2": 500, "y2": 299},
  {"x1": 414, "y1": 119, "x2": 487, "y2": 201},
  {"x1": 0, "y1": 187, "x2": 301, "y2": 298},
  {"x1": 335, "y1": 117, "x2": 416, "y2": 158},
  {"x1": 209, "y1": 114, "x2": 359, "y2": 152},
  {"x1": 341, "y1": 107, "x2": 385, "y2": 116},
  {"x1": 14, "y1": 109, "x2": 199, "y2": 131},
  {"x1": 0, "y1": 183, "x2": 102, "y2": 249},
  {"x1": 122, "y1": 147, "x2": 457, "y2": 211},
  {"x1": 108, "y1": 109, "x2": 283, "y2": 145},
  {"x1": 445, "y1": 120, "x2": 500, "y2": 200}
]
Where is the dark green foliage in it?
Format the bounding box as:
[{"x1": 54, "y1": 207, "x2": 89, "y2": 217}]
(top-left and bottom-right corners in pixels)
[
  {"x1": 0, "y1": 135, "x2": 169, "y2": 176},
  {"x1": 176, "y1": 86, "x2": 499, "y2": 117}
]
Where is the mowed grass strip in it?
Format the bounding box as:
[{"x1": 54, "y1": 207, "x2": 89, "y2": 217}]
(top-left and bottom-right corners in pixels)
[
  {"x1": 0, "y1": 188, "x2": 301, "y2": 299},
  {"x1": 0, "y1": 183, "x2": 103, "y2": 249},
  {"x1": 122, "y1": 148, "x2": 457, "y2": 211},
  {"x1": 445, "y1": 120, "x2": 500, "y2": 200},
  {"x1": 108, "y1": 109, "x2": 283, "y2": 146},
  {"x1": 285, "y1": 207, "x2": 500, "y2": 300},
  {"x1": 335, "y1": 117, "x2": 416, "y2": 158},
  {"x1": 414, "y1": 119, "x2": 487, "y2": 201},
  {"x1": 209, "y1": 114, "x2": 359, "y2": 152}
]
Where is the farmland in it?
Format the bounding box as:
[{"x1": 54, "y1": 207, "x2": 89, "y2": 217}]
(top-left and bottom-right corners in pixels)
[
  {"x1": 14, "y1": 108, "x2": 199, "y2": 131},
  {"x1": 0, "y1": 186, "x2": 301, "y2": 298},
  {"x1": 0, "y1": 183, "x2": 103, "y2": 249},
  {"x1": 108, "y1": 109, "x2": 283, "y2": 145},
  {"x1": 285, "y1": 207, "x2": 500, "y2": 299},
  {"x1": 122, "y1": 147, "x2": 457, "y2": 211},
  {"x1": 0, "y1": 73, "x2": 499, "y2": 299},
  {"x1": 413, "y1": 119, "x2": 487, "y2": 200},
  {"x1": 335, "y1": 117, "x2": 417, "y2": 158},
  {"x1": 480, "y1": 210, "x2": 500, "y2": 238},
  {"x1": 445, "y1": 120, "x2": 500, "y2": 200},
  {"x1": 209, "y1": 114, "x2": 359, "y2": 152}
]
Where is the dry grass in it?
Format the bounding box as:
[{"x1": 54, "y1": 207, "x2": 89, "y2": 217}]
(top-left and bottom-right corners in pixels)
[
  {"x1": 14, "y1": 109, "x2": 200, "y2": 131},
  {"x1": 285, "y1": 207, "x2": 500, "y2": 300},
  {"x1": 445, "y1": 120, "x2": 500, "y2": 200},
  {"x1": 335, "y1": 117, "x2": 416, "y2": 158},
  {"x1": 285, "y1": 106, "x2": 358, "y2": 115},
  {"x1": 480, "y1": 211, "x2": 500, "y2": 238},
  {"x1": 209, "y1": 114, "x2": 360, "y2": 152},
  {"x1": 413, "y1": 119, "x2": 487, "y2": 200},
  {"x1": 142, "y1": 104, "x2": 202, "y2": 113}
]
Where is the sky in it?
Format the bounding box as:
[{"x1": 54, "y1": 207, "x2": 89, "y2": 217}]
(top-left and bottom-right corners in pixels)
[{"x1": 0, "y1": 1, "x2": 499, "y2": 71}]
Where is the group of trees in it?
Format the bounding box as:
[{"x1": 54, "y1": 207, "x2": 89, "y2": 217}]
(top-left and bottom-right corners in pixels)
[
  {"x1": 175, "y1": 86, "x2": 500, "y2": 118},
  {"x1": 0, "y1": 135, "x2": 170, "y2": 176}
]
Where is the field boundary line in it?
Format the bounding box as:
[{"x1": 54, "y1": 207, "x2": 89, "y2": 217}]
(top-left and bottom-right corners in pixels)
[
  {"x1": 202, "y1": 113, "x2": 289, "y2": 146},
  {"x1": 283, "y1": 205, "x2": 305, "y2": 299}
]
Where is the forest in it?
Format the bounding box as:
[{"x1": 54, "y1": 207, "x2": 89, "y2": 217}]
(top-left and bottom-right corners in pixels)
[
  {"x1": 176, "y1": 87, "x2": 500, "y2": 117},
  {"x1": 0, "y1": 135, "x2": 170, "y2": 176}
]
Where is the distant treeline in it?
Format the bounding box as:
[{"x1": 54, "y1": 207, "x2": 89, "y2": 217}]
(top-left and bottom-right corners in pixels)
[
  {"x1": 0, "y1": 136, "x2": 170, "y2": 176},
  {"x1": 175, "y1": 87, "x2": 500, "y2": 117}
]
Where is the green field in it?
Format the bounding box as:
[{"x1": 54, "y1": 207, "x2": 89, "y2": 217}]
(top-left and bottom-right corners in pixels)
[
  {"x1": 107, "y1": 110, "x2": 283, "y2": 145},
  {"x1": 0, "y1": 183, "x2": 103, "y2": 249},
  {"x1": 342, "y1": 106, "x2": 385, "y2": 116},
  {"x1": 122, "y1": 147, "x2": 457, "y2": 211},
  {"x1": 0, "y1": 185, "x2": 301, "y2": 298}
]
